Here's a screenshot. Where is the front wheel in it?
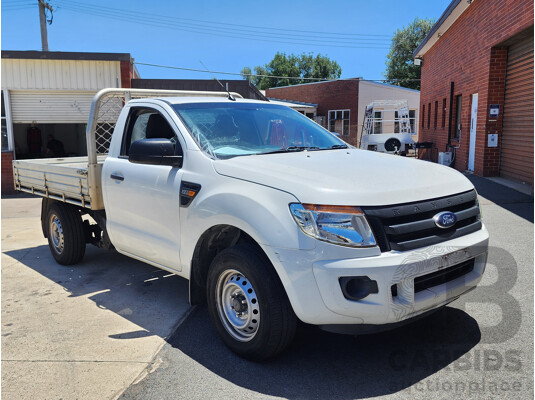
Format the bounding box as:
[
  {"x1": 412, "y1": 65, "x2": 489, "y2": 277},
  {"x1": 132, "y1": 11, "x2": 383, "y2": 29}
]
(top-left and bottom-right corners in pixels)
[{"x1": 207, "y1": 245, "x2": 296, "y2": 361}]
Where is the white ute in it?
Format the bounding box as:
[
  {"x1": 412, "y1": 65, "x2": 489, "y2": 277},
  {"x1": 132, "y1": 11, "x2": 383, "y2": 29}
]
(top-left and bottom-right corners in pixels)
[{"x1": 13, "y1": 89, "x2": 489, "y2": 361}]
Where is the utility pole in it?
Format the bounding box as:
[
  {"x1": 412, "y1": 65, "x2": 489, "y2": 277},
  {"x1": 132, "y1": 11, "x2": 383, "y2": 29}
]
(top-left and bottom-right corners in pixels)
[{"x1": 38, "y1": 0, "x2": 53, "y2": 51}]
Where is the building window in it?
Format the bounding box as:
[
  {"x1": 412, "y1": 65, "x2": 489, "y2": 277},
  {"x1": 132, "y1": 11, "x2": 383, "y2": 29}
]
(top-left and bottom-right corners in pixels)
[
  {"x1": 409, "y1": 110, "x2": 416, "y2": 134},
  {"x1": 373, "y1": 111, "x2": 383, "y2": 134},
  {"x1": 427, "y1": 103, "x2": 431, "y2": 129},
  {"x1": 328, "y1": 110, "x2": 350, "y2": 136},
  {"x1": 422, "y1": 104, "x2": 425, "y2": 128},
  {"x1": 434, "y1": 101, "x2": 438, "y2": 129},
  {"x1": 1, "y1": 91, "x2": 9, "y2": 151},
  {"x1": 442, "y1": 98, "x2": 447, "y2": 128},
  {"x1": 454, "y1": 95, "x2": 462, "y2": 139}
]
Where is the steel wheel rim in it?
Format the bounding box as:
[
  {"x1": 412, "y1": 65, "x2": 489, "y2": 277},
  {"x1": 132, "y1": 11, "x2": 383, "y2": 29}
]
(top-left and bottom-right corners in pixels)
[
  {"x1": 49, "y1": 214, "x2": 64, "y2": 254},
  {"x1": 215, "y1": 269, "x2": 260, "y2": 342}
]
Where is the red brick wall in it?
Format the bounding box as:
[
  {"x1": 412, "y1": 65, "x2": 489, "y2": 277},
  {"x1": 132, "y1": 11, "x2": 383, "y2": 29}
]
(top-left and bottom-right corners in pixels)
[
  {"x1": 1, "y1": 151, "x2": 15, "y2": 195},
  {"x1": 120, "y1": 60, "x2": 133, "y2": 88},
  {"x1": 266, "y1": 80, "x2": 360, "y2": 145},
  {"x1": 419, "y1": 0, "x2": 533, "y2": 176},
  {"x1": 484, "y1": 47, "x2": 507, "y2": 176}
]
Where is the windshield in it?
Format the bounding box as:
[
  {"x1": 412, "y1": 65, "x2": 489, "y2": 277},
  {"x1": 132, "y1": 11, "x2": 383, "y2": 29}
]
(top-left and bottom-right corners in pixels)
[{"x1": 172, "y1": 102, "x2": 347, "y2": 159}]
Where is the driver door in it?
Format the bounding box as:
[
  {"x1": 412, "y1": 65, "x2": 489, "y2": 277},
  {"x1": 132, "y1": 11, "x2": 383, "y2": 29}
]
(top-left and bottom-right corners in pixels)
[{"x1": 103, "y1": 105, "x2": 184, "y2": 271}]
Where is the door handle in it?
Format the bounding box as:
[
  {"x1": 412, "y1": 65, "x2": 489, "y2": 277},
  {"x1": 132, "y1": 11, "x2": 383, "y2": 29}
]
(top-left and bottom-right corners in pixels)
[{"x1": 110, "y1": 173, "x2": 124, "y2": 181}]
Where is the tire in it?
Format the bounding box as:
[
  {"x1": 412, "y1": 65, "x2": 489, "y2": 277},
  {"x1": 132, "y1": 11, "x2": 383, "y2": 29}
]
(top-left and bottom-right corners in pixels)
[
  {"x1": 46, "y1": 202, "x2": 86, "y2": 265},
  {"x1": 207, "y1": 244, "x2": 297, "y2": 361}
]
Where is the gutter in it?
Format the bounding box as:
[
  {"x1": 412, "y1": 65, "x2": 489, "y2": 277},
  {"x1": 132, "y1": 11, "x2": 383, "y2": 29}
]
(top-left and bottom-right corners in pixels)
[{"x1": 413, "y1": 0, "x2": 464, "y2": 58}]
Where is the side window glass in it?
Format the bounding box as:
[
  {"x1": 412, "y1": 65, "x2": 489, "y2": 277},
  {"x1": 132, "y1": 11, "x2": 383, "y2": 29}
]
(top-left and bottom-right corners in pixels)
[
  {"x1": 122, "y1": 108, "x2": 182, "y2": 157},
  {"x1": 131, "y1": 112, "x2": 151, "y2": 145}
]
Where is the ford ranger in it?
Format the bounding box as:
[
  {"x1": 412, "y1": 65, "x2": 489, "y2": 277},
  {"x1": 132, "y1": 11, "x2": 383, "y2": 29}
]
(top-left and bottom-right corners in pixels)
[{"x1": 12, "y1": 88, "x2": 489, "y2": 361}]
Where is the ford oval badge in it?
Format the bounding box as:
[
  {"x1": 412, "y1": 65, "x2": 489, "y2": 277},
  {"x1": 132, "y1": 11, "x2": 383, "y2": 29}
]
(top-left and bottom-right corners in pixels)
[{"x1": 433, "y1": 211, "x2": 457, "y2": 229}]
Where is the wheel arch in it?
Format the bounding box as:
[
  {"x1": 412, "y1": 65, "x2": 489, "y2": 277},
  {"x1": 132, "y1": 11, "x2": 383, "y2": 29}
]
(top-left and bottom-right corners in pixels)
[{"x1": 189, "y1": 224, "x2": 276, "y2": 305}]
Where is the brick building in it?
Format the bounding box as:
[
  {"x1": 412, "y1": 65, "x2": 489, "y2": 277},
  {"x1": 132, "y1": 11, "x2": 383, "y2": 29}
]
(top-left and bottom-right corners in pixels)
[
  {"x1": 1, "y1": 51, "x2": 139, "y2": 194},
  {"x1": 414, "y1": 0, "x2": 534, "y2": 189},
  {"x1": 265, "y1": 79, "x2": 420, "y2": 146}
]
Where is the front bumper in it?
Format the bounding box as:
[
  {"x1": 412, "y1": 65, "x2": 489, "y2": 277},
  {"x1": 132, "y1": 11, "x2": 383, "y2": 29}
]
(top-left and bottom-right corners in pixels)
[{"x1": 264, "y1": 225, "x2": 489, "y2": 326}]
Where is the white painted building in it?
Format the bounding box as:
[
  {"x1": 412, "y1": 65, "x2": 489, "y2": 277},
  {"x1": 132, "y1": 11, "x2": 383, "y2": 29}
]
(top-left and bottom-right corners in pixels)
[
  {"x1": 1, "y1": 51, "x2": 138, "y2": 192},
  {"x1": 1, "y1": 51, "x2": 137, "y2": 157}
]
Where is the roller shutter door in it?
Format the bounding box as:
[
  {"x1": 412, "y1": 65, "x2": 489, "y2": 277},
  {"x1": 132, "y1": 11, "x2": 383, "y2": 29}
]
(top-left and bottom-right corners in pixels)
[
  {"x1": 500, "y1": 36, "x2": 534, "y2": 186},
  {"x1": 9, "y1": 90, "x2": 96, "y2": 123}
]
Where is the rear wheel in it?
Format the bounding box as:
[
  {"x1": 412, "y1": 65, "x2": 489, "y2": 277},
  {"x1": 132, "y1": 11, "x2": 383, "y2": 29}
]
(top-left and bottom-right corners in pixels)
[
  {"x1": 46, "y1": 202, "x2": 86, "y2": 265},
  {"x1": 207, "y1": 245, "x2": 296, "y2": 361}
]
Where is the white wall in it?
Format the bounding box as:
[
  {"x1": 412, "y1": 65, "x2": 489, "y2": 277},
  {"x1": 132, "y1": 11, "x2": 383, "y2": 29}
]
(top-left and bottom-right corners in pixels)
[
  {"x1": 2, "y1": 58, "x2": 121, "y2": 159},
  {"x1": 1, "y1": 59, "x2": 121, "y2": 90},
  {"x1": 357, "y1": 81, "x2": 420, "y2": 142}
]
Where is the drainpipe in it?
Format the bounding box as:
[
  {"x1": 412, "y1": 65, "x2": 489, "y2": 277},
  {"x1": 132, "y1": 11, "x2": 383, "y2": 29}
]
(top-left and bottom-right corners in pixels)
[{"x1": 447, "y1": 81, "x2": 454, "y2": 148}]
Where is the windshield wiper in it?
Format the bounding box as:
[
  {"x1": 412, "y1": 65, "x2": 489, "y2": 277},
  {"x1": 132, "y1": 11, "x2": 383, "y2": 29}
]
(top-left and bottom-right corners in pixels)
[
  {"x1": 328, "y1": 144, "x2": 348, "y2": 149},
  {"x1": 261, "y1": 146, "x2": 320, "y2": 155}
]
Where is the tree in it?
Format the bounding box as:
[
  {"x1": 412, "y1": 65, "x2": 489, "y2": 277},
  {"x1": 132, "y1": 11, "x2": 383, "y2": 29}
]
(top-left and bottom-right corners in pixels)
[
  {"x1": 242, "y1": 53, "x2": 341, "y2": 90},
  {"x1": 385, "y1": 18, "x2": 435, "y2": 90},
  {"x1": 240, "y1": 66, "x2": 253, "y2": 82}
]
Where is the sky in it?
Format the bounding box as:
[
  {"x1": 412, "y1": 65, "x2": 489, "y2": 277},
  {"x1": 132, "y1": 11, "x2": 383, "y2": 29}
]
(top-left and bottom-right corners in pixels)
[{"x1": 1, "y1": 0, "x2": 452, "y2": 82}]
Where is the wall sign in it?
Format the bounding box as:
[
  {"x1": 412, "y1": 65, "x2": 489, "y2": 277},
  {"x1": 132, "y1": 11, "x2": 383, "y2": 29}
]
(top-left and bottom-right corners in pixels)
[
  {"x1": 488, "y1": 133, "x2": 498, "y2": 147},
  {"x1": 489, "y1": 104, "x2": 500, "y2": 117}
]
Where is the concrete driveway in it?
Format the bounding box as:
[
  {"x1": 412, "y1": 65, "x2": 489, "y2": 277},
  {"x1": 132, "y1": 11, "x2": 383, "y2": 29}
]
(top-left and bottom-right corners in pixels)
[{"x1": 1, "y1": 196, "x2": 191, "y2": 399}]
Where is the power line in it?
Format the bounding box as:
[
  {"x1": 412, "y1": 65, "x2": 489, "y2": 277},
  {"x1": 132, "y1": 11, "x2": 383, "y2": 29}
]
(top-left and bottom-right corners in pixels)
[
  {"x1": 55, "y1": 2, "x2": 390, "y2": 45},
  {"x1": 53, "y1": 1, "x2": 392, "y2": 49},
  {"x1": 3, "y1": 5, "x2": 34, "y2": 11},
  {"x1": 134, "y1": 61, "x2": 421, "y2": 82},
  {"x1": 53, "y1": 0, "x2": 391, "y2": 39},
  {"x1": 136, "y1": 62, "x2": 330, "y2": 81},
  {"x1": 2, "y1": 1, "x2": 35, "y2": 5},
  {"x1": 57, "y1": 5, "x2": 391, "y2": 49}
]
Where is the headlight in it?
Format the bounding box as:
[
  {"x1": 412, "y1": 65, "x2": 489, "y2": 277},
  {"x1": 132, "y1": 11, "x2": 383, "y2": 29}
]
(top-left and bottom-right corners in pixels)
[{"x1": 289, "y1": 203, "x2": 376, "y2": 247}]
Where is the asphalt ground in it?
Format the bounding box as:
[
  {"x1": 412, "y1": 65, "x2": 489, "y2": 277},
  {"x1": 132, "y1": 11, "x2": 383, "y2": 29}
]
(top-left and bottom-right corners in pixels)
[
  {"x1": 2, "y1": 175, "x2": 533, "y2": 400},
  {"x1": 119, "y1": 175, "x2": 534, "y2": 400}
]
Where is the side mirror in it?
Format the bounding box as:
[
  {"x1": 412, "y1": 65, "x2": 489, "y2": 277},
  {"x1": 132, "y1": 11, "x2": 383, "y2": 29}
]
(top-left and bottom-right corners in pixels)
[{"x1": 129, "y1": 139, "x2": 183, "y2": 167}]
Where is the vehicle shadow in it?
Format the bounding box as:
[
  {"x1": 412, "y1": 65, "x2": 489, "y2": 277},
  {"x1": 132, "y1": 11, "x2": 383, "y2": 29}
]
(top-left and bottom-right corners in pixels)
[
  {"x1": 4, "y1": 244, "x2": 190, "y2": 339},
  {"x1": 466, "y1": 174, "x2": 533, "y2": 223},
  {"x1": 167, "y1": 304, "x2": 481, "y2": 399},
  {"x1": 5, "y1": 244, "x2": 481, "y2": 398}
]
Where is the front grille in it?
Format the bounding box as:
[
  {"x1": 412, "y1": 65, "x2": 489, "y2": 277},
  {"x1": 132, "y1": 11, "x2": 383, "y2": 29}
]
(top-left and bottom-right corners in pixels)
[
  {"x1": 362, "y1": 190, "x2": 482, "y2": 252},
  {"x1": 414, "y1": 258, "x2": 475, "y2": 293},
  {"x1": 390, "y1": 258, "x2": 475, "y2": 297}
]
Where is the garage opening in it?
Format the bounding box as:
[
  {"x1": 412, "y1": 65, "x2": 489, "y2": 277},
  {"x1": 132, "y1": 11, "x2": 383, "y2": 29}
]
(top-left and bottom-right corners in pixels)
[{"x1": 13, "y1": 123, "x2": 87, "y2": 159}]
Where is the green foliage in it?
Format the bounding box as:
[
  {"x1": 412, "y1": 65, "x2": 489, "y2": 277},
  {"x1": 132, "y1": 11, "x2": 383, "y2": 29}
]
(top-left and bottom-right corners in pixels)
[
  {"x1": 385, "y1": 17, "x2": 435, "y2": 90},
  {"x1": 240, "y1": 66, "x2": 253, "y2": 82},
  {"x1": 242, "y1": 53, "x2": 342, "y2": 90}
]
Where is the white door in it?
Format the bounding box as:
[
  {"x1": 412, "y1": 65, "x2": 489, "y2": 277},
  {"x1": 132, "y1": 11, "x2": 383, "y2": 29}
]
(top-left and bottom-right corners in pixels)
[
  {"x1": 468, "y1": 93, "x2": 478, "y2": 171},
  {"x1": 103, "y1": 106, "x2": 183, "y2": 271}
]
